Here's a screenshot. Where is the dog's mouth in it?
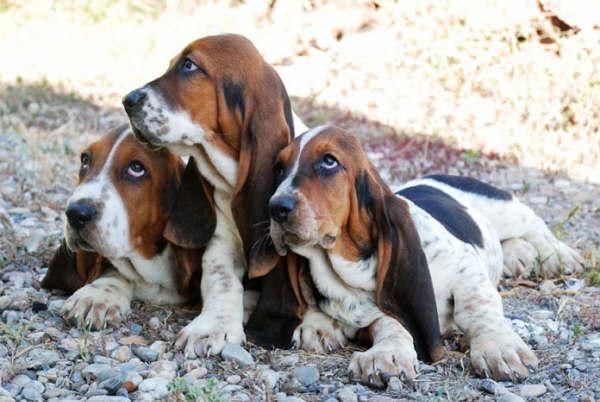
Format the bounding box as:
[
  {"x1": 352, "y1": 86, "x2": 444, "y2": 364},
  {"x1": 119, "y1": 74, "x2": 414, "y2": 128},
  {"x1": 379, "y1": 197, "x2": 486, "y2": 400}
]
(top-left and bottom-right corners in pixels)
[
  {"x1": 65, "y1": 232, "x2": 95, "y2": 253},
  {"x1": 129, "y1": 124, "x2": 164, "y2": 150}
]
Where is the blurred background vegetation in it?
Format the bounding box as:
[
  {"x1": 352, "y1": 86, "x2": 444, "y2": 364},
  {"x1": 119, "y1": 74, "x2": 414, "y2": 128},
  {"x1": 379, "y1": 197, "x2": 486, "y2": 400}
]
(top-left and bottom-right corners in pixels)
[{"x1": 0, "y1": 0, "x2": 599, "y2": 183}]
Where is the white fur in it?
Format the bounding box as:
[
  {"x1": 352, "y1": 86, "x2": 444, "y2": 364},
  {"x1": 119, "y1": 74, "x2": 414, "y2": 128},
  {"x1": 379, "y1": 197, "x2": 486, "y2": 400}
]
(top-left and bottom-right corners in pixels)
[{"x1": 292, "y1": 308, "x2": 348, "y2": 353}]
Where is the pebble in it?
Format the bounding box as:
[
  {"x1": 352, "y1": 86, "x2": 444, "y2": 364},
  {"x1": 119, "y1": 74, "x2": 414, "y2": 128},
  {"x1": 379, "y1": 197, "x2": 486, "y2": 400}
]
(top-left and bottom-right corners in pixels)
[
  {"x1": 2, "y1": 311, "x2": 20, "y2": 325},
  {"x1": 293, "y1": 366, "x2": 319, "y2": 386},
  {"x1": 131, "y1": 345, "x2": 159, "y2": 362},
  {"x1": 149, "y1": 340, "x2": 167, "y2": 356},
  {"x1": 138, "y1": 377, "x2": 169, "y2": 393},
  {"x1": 148, "y1": 316, "x2": 161, "y2": 329},
  {"x1": 386, "y1": 376, "x2": 402, "y2": 392},
  {"x1": 111, "y1": 346, "x2": 132, "y2": 362},
  {"x1": 149, "y1": 360, "x2": 177, "y2": 380},
  {"x1": 82, "y1": 364, "x2": 112, "y2": 381},
  {"x1": 498, "y1": 392, "x2": 526, "y2": 402},
  {"x1": 25, "y1": 349, "x2": 60, "y2": 369},
  {"x1": 0, "y1": 295, "x2": 12, "y2": 310},
  {"x1": 520, "y1": 384, "x2": 547, "y2": 398},
  {"x1": 129, "y1": 323, "x2": 143, "y2": 334},
  {"x1": 260, "y1": 369, "x2": 280, "y2": 389},
  {"x1": 337, "y1": 386, "x2": 358, "y2": 402},
  {"x1": 221, "y1": 343, "x2": 254, "y2": 367},
  {"x1": 20, "y1": 388, "x2": 42, "y2": 402},
  {"x1": 227, "y1": 374, "x2": 241, "y2": 384},
  {"x1": 98, "y1": 373, "x2": 126, "y2": 394},
  {"x1": 87, "y1": 397, "x2": 130, "y2": 402},
  {"x1": 187, "y1": 367, "x2": 208, "y2": 379}
]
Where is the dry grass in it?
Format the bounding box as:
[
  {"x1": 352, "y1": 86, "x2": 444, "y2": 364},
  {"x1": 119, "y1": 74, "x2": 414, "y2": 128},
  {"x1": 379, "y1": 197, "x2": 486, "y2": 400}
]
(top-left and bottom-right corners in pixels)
[{"x1": 0, "y1": 0, "x2": 599, "y2": 182}]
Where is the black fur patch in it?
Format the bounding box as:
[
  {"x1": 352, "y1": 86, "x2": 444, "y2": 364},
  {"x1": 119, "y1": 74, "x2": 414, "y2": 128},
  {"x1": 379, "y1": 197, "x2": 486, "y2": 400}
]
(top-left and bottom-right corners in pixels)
[
  {"x1": 222, "y1": 80, "x2": 245, "y2": 119},
  {"x1": 425, "y1": 174, "x2": 512, "y2": 201},
  {"x1": 397, "y1": 185, "x2": 483, "y2": 247},
  {"x1": 355, "y1": 172, "x2": 373, "y2": 211}
]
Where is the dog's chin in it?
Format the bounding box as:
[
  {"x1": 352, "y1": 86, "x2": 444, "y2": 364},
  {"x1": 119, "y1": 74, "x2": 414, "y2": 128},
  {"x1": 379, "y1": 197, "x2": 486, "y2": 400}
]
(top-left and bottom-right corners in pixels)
[
  {"x1": 129, "y1": 123, "x2": 164, "y2": 150},
  {"x1": 65, "y1": 235, "x2": 95, "y2": 253}
]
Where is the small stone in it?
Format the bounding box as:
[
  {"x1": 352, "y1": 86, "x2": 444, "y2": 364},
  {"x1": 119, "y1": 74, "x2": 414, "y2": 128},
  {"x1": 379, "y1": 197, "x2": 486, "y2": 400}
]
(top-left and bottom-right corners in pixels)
[
  {"x1": 131, "y1": 345, "x2": 159, "y2": 362},
  {"x1": 2, "y1": 311, "x2": 20, "y2": 325},
  {"x1": 539, "y1": 280, "x2": 557, "y2": 295},
  {"x1": 530, "y1": 334, "x2": 549, "y2": 349},
  {"x1": 47, "y1": 300, "x2": 64, "y2": 313},
  {"x1": 26, "y1": 349, "x2": 60, "y2": 369},
  {"x1": 497, "y1": 392, "x2": 525, "y2": 402},
  {"x1": 87, "y1": 397, "x2": 130, "y2": 402},
  {"x1": 187, "y1": 367, "x2": 208, "y2": 380},
  {"x1": 149, "y1": 340, "x2": 167, "y2": 356},
  {"x1": 94, "y1": 355, "x2": 114, "y2": 365},
  {"x1": 82, "y1": 364, "x2": 112, "y2": 381},
  {"x1": 99, "y1": 373, "x2": 126, "y2": 394},
  {"x1": 582, "y1": 333, "x2": 600, "y2": 351},
  {"x1": 274, "y1": 355, "x2": 299, "y2": 368},
  {"x1": 479, "y1": 379, "x2": 499, "y2": 394},
  {"x1": 20, "y1": 388, "x2": 42, "y2": 402},
  {"x1": 0, "y1": 296, "x2": 13, "y2": 310},
  {"x1": 138, "y1": 377, "x2": 169, "y2": 393},
  {"x1": 129, "y1": 323, "x2": 143, "y2": 334},
  {"x1": 119, "y1": 335, "x2": 149, "y2": 346},
  {"x1": 148, "y1": 316, "x2": 161, "y2": 329},
  {"x1": 221, "y1": 343, "x2": 254, "y2": 367},
  {"x1": 386, "y1": 376, "x2": 402, "y2": 392},
  {"x1": 293, "y1": 365, "x2": 319, "y2": 386},
  {"x1": 337, "y1": 386, "x2": 358, "y2": 402},
  {"x1": 149, "y1": 360, "x2": 178, "y2": 380},
  {"x1": 520, "y1": 383, "x2": 547, "y2": 398},
  {"x1": 111, "y1": 346, "x2": 132, "y2": 362},
  {"x1": 260, "y1": 369, "x2": 280, "y2": 389},
  {"x1": 227, "y1": 374, "x2": 241, "y2": 384},
  {"x1": 530, "y1": 309, "x2": 554, "y2": 320}
]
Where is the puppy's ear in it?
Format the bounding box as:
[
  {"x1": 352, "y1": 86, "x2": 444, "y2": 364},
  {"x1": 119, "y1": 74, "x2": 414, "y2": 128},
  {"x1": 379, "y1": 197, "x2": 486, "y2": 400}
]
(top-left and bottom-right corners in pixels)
[
  {"x1": 170, "y1": 245, "x2": 204, "y2": 304},
  {"x1": 223, "y1": 63, "x2": 293, "y2": 274},
  {"x1": 361, "y1": 171, "x2": 444, "y2": 362},
  {"x1": 41, "y1": 240, "x2": 104, "y2": 293},
  {"x1": 163, "y1": 157, "x2": 216, "y2": 249}
]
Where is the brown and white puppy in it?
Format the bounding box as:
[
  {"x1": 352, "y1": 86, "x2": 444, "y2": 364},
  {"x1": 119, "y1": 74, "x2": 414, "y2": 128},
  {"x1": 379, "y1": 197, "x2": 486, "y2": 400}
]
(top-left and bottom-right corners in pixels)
[
  {"x1": 267, "y1": 125, "x2": 583, "y2": 386},
  {"x1": 41, "y1": 126, "x2": 215, "y2": 328},
  {"x1": 122, "y1": 34, "x2": 311, "y2": 356}
]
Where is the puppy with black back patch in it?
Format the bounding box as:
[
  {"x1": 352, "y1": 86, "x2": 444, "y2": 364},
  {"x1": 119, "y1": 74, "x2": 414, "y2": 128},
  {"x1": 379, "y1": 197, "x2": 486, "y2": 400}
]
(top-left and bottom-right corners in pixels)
[
  {"x1": 265, "y1": 125, "x2": 583, "y2": 386},
  {"x1": 122, "y1": 34, "x2": 321, "y2": 356},
  {"x1": 42, "y1": 126, "x2": 215, "y2": 328}
]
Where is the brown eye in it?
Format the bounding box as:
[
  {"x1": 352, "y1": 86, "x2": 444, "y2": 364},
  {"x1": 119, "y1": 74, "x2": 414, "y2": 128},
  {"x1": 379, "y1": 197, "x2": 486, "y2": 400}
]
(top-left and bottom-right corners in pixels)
[
  {"x1": 126, "y1": 160, "x2": 146, "y2": 179},
  {"x1": 80, "y1": 153, "x2": 91, "y2": 169}
]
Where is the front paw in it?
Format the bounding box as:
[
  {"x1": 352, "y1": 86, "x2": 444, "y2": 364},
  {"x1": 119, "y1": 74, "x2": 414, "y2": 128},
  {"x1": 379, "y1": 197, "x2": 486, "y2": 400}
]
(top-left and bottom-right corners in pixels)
[
  {"x1": 469, "y1": 329, "x2": 538, "y2": 381},
  {"x1": 292, "y1": 310, "x2": 347, "y2": 353},
  {"x1": 175, "y1": 312, "x2": 245, "y2": 358},
  {"x1": 61, "y1": 284, "x2": 130, "y2": 329},
  {"x1": 349, "y1": 338, "x2": 417, "y2": 388}
]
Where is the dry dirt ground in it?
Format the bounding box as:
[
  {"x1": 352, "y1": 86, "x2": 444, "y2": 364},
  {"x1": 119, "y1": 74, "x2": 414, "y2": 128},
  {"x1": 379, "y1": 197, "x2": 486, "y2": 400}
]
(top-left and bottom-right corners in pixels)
[{"x1": 0, "y1": 1, "x2": 599, "y2": 401}]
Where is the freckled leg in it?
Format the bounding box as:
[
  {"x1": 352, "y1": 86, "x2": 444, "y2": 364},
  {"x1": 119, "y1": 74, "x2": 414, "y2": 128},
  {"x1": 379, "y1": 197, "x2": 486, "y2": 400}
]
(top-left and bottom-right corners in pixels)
[
  {"x1": 61, "y1": 269, "x2": 133, "y2": 329},
  {"x1": 292, "y1": 308, "x2": 347, "y2": 353},
  {"x1": 452, "y1": 262, "x2": 538, "y2": 380},
  {"x1": 349, "y1": 315, "x2": 417, "y2": 388},
  {"x1": 175, "y1": 212, "x2": 246, "y2": 357}
]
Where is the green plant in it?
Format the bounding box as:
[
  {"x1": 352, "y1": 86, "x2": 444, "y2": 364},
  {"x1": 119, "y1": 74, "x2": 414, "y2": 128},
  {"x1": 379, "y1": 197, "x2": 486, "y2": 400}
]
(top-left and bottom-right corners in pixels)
[
  {"x1": 552, "y1": 206, "x2": 579, "y2": 240},
  {"x1": 461, "y1": 149, "x2": 480, "y2": 163},
  {"x1": 572, "y1": 322, "x2": 583, "y2": 338},
  {"x1": 78, "y1": 323, "x2": 92, "y2": 362},
  {"x1": 168, "y1": 376, "x2": 225, "y2": 402}
]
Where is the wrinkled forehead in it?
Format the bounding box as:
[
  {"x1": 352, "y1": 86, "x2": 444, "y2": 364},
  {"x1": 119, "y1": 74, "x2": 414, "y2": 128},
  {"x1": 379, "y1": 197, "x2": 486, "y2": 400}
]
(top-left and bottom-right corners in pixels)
[{"x1": 283, "y1": 126, "x2": 362, "y2": 166}]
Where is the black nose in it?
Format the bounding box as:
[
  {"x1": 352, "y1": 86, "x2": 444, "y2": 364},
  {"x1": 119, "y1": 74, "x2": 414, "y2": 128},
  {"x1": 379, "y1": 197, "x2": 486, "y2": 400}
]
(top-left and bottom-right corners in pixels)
[
  {"x1": 122, "y1": 89, "x2": 147, "y2": 112},
  {"x1": 269, "y1": 196, "x2": 297, "y2": 223},
  {"x1": 66, "y1": 203, "x2": 97, "y2": 230}
]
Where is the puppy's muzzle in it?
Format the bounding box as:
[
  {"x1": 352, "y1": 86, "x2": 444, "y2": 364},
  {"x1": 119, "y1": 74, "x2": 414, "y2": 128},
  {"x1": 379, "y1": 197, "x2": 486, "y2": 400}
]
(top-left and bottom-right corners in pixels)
[
  {"x1": 122, "y1": 89, "x2": 146, "y2": 113},
  {"x1": 66, "y1": 202, "x2": 97, "y2": 230},
  {"x1": 269, "y1": 195, "x2": 297, "y2": 223}
]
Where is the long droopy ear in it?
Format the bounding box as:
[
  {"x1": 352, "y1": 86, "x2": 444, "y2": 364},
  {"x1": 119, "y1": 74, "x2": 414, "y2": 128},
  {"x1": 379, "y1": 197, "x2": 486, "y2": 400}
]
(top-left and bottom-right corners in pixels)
[
  {"x1": 41, "y1": 239, "x2": 104, "y2": 293},
  {"x1": 163, "y1": 157, "x2": 216, "y2": 249},
  {"x1": 226, "y1": 62, "x2": 294, "y2": 276},
  {"x1": 361, "y1": 171, "x2": 445, "y2": 362}
]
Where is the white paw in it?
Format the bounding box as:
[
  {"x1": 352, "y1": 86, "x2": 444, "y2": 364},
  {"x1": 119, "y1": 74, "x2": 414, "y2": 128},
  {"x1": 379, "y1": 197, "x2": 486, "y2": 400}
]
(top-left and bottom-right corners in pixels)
[
  {"x1": 61, "y1": 283, "x2": 130, "y2": 329},
  {"x1": 537, "y1": 241, "x2": 584, "y2": 277},
  {"x1": 349, "y1": 337, "x2": 417, "y2": 388},
  {"x1": 175, "y1": 312, "x2": 245, "y2": 357},
  {"x1": 292, "y1": 310, "x2": 347, "y2": 353},
  {"x1": 502, "y1": 238, "x2": 538, "y2": 277},
  {"x1": 469, "y1": 328, "x2": 538, "y2": 381}
]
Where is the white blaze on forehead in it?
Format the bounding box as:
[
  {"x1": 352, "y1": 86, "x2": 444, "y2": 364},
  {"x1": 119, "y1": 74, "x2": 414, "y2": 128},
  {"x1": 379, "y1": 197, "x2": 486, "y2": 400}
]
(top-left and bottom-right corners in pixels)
[
  {"x1": 272, "y1": 124, "x2": 329, "y2": 198},
  {"x1": 67, "y1": 127, "x2": 133, "y2": 257}
]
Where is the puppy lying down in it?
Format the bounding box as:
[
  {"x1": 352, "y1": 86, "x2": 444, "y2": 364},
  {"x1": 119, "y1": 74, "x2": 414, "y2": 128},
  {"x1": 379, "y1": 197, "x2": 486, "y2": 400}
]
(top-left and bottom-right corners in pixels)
[
  {"x1": 264, "y1": 125, "x2": 583, "y2": 385},
  {"x1": 41, "y1": 127, "x2": 258, "y2": 329}
]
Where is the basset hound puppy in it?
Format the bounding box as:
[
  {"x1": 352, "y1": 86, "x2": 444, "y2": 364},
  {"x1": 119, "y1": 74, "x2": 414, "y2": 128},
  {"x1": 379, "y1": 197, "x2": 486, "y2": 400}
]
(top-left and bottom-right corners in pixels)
[
  {"x1": 266, "y1": 125, "x2": 583, "y2": 386},
  {"x1": 41, "y1": 126, "x2": 217, "y2": 328},
  {"x1": 122, "y1": 34, "x2": 311, "y2": 356}
]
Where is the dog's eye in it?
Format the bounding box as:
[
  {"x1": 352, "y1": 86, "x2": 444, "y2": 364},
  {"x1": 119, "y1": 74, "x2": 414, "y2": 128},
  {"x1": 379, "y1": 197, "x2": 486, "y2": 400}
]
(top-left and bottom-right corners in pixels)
[
  {"x1": 126, "y1": 160, "x2": 146, "y2": 179},
  {"x1": 321, "y1": 154, "x2": 339, "y2": 170},
  {"x1": 80, "y1": 153, "x2": 91, "y2": 169},
  {"x1": 182, "y1": 58, "x2": 199, "y2": 73}
]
